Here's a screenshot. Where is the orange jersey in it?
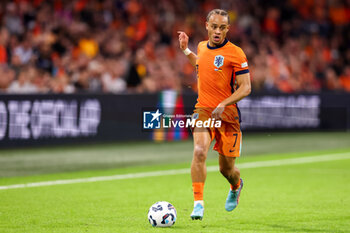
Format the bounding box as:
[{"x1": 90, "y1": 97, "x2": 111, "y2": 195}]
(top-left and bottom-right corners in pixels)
[{"x1": 195, "y1": 39, "x2": 249, "y2": 123}]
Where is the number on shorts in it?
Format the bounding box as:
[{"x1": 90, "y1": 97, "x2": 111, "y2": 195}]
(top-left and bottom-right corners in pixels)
[{"x1": 232, "y1": 133, "x2": 238, "y2": 148}]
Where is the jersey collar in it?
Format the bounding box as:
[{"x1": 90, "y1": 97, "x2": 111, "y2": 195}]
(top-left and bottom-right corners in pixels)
[{"x1": 207, "y1": 38, "x2": 228, "y2": 50}]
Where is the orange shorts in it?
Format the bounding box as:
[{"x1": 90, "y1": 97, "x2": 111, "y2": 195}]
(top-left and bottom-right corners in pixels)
[{"x1": 192, "y1": 108, "x2": 242, "y2": 157}]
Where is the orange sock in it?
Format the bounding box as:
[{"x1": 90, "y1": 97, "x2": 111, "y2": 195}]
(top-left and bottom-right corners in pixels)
[
  {"x1": 192, "y1": 182, "x2": 204, "y2": 201},
  {"x1": 230, "y1": 179, "x2": 241, "y2": 191}
]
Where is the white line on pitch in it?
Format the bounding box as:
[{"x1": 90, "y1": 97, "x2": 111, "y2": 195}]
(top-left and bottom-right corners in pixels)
[{"x1": 1, "y1": 152, "x2": 350, "y2": 190}]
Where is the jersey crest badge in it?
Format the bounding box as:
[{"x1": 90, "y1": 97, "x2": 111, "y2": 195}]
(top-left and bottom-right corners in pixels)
[{"x1": 214, "y1": 55, "x2": 224, "y2": 68}]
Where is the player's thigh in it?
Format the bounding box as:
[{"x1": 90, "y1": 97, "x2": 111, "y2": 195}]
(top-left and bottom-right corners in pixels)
[{"x1": 193, "y1": 127, "x2": 212, "y2": 155}]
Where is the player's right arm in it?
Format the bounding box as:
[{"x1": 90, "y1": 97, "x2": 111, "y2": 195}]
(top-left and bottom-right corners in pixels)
[{"x1": 177, "y1": 31, "x2": 197, "y2": 67}]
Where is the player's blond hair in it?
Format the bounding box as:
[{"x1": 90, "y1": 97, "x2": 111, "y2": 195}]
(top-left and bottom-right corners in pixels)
[{"x1": 206, "y1": 9, "x2": 230, "y2": 24}]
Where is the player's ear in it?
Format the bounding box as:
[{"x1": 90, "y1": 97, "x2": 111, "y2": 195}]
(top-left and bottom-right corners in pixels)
[{"x1": 205, "y1": 22, "x2": 209, "y2": 31}]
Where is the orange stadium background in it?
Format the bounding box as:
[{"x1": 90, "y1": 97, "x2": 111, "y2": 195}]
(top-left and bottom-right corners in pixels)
[{"x1": 0, "y1": 0, "x2": 349, "y2": 146}]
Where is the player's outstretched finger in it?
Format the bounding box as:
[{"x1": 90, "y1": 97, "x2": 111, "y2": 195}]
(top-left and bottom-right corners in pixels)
[{"x1": 177, "y1": 31, "x2": 187, "y2": 38}]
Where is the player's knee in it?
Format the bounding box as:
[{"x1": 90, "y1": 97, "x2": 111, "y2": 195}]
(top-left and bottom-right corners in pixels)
[{"x1": 193, "y1": 146, "x2": 207, "y2": 162}]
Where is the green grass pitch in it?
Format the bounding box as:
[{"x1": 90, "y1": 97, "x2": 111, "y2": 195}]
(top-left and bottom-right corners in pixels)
[{"x1": 0, "y1": 132, "x2": 350, "y2": 232}]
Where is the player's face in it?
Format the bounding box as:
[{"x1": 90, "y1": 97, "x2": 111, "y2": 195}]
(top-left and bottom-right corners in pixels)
[{"x1": 206, "y1": 14, "x2": 229, "y2": 47}]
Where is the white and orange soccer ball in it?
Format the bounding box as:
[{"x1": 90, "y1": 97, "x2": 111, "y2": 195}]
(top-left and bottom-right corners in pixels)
[{"x1": 147, "y1": 201, "x2": 177, "y2": 227}]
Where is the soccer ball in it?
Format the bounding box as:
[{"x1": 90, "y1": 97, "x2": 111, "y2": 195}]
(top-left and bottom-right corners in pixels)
[{"x1": 147, "y1": 201, "x2": 177, "y2": 227}]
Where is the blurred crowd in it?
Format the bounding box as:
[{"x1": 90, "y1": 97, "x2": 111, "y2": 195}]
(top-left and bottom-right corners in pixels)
[{"x1": 0, "y1": 0, "x2": 349, "y2": 94}]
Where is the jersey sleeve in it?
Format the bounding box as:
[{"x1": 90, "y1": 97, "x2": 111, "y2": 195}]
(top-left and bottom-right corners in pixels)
[{"x1": 232, "y1": 47, "x2": 249, "y2": 76}]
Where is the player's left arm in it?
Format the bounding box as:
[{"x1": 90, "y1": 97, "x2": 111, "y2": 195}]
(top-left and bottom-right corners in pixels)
[{"x1": 211, "y1": 73, "x2": 251, "y2": 119}]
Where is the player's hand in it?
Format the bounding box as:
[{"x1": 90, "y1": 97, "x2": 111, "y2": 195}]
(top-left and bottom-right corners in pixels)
[
  {"x1": 211, "y1": 104, "x2": 225, "y2": 120},
  {"x1": 177, "y1": 31, "x2": 189, "y2": 50}
]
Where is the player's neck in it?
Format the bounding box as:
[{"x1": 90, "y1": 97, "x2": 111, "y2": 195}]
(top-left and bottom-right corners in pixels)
[{"x1": 208, "y1": 38, "x2": 228, "y2": 49}]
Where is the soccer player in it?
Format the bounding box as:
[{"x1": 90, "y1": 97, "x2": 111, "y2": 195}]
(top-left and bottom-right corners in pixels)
[{"x1": 178, "y1": 9, "x2": 251, "y2": 220}]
